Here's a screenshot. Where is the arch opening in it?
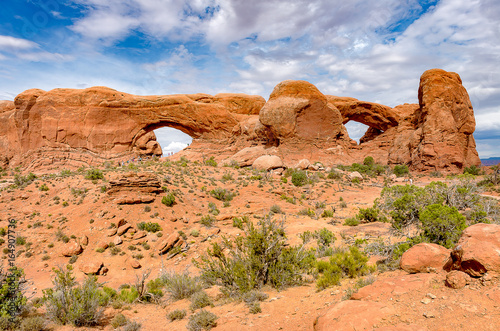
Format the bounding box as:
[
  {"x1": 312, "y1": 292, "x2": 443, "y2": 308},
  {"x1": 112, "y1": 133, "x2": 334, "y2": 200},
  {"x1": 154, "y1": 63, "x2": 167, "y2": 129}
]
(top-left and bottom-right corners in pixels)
[
  {"x1": 344, "y1": 121, "x2": 370, "y2": 145},
  {"x1": 153, "y1": 126, "x2": 193, "y2": 157}
]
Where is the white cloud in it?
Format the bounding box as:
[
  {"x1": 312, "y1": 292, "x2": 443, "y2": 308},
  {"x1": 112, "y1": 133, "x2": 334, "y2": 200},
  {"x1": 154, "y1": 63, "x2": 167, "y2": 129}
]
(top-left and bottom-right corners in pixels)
[{"x1": 0, "y1": 35, "x2": 38, "y2": 51}]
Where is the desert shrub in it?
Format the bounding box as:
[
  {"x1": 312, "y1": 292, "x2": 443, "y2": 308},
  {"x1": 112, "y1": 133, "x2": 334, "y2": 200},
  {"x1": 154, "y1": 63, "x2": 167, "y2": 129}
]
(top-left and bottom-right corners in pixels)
[
  {"x1": 162, "y1": 192, "x2": 176, "y2": 207},
  {"x1": 344, "y1": 217, "x2": 360, "y2": 226},
  {"x1": 195, "y1": 218, "x2": 316, "y2": 295},
  {"x1": 161, "y1": 271, "x2": 202, "y2": 300},
  {"x1": 204, "y1": 156, "x2": 217, "y2": 167},
  {"x1": 13, "y1": 172, "x2": 37, "y2": 187},
  {"x1": 137, "y1": 222, "x2": 162, "y2": 233},
  {"x1": 117, "y1": 287, "x2": 139, "y2": 303},
  {"x1": 248, "y1": 302, "x2": 261, "y2": 314},
  {"x1": 241, "y1": 290, "x2": 269, "y2": 305},
  {"x1": 392, "y1": 164, "x2": 409, "y2": 177},
  {"x1": 97, "y1": 286, "x2": 117, "y2": 306},
  {"x1": 269, "y1": 205, "x2": 282, "y2": 214},
  {"x1": 327, "y1": 171, "x2": 342, "y2": 180},
  {"x1": 167, "y1": 309, "x2": 187, "y2": 321},
  {"x1": 312, "y1": 228, "x2": 336, "y2": 257},
  {"x1": 84, "y1": 168, "x2": 103, "y2": 180},
  {"x1": 200, "y1": 215, "x2": 216, "y2": 227},
  {"x1": 463, "y1": 164, "x2": 481, "y2": 175},
  {"x1": 321, "y1": 208, "x2": 334, "y2": 218},
  {"x1": 19, "y1": 316, "x2": 48, "y2": 331},
  {"x1": 43, "y1": 266, "x2": 103, "y2": 326},
  {"x1": 365, "y1": 236, "x2": 424, "y2": 271},
  {"x1": 187, "y1": 309, "x2": 217, "y2": 331},
  {"x1": 316, "y1": 246, "x2": 374, "y2": 290},
  {"x1": 190, "y1": 291, "x2": 213, "y2": 311},
  {"x1": 291, "y1": 170, "x2": 308, "y2": 187},
  {"x1": 0, "y1": 266, "x2": 27, "y2": 319},
  {"x1": 210, "y1": 188, "x2": 235, "y2": 202},
  {"x1": 123, "y1": 321, "x2": 142, "y2": 331},
  {"x1": 39, "y1": 183, "x2": 49, "y2": 191},
  {"x1": 419, "y1": 204, "x2": 467, "y2": 248},
  {"x1": 232, "y1": 217, "x2": 245, "y2": 229},
  {"x1": 111, "y1": 313, "x2": 128, "y2": 328},
  {"x1": 363, "y1": 156, "x2": 374, "y2": 167},
  {"x1": 357, "y1": 207, "x2": 381, "y2": 223}
]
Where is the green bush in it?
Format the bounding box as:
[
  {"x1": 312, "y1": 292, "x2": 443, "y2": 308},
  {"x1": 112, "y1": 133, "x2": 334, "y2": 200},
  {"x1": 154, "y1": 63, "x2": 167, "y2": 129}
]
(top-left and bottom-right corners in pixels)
[
  {"x1": 111, "y1": 313, "x2": 128, "y2": 328},
  {"x1": 210, "y1": 188, "x2": 235, "y2": 202},
  {"x1": 316, "y1": 246, "x2": 373, "y2": 290},
  {"x1": 291, "y1": 170, "x2": 308, "y2": 187},
  {"x1": 162, "y1": 192, "x2": 176, "y2": 207},
  {"x1": 0, "y1": 266, "x2": 27, "y2": 319},
  {"x1": 43, "y1": 266, "x2": 103, "y2": 326},
  {"x1": 393, "y1": 164, "x2": 409, "y2": 177},
  {"x1": 357, "y1": 207, "x2": 380, "y2": 223},
  {"x1": 97, "y1": 286, "x2": 117, "y2": 306},
  {"x1": 167, "y1": 309, "x2": 187, "y2": 321},
  {"x1": 200, "y1": 215, "x2": 216, "y2": 227},
  {"x1": 463, "y1": 165, "x2": 481, "y2": 176},
  {"x1": 161, "y1": 271, "x2": 202, "y2": 300},
  {"x1": 84, "y1": 168, "x2": 103, "y2": 180},
  {"x1": 137, "y1": 222, "x2": 162, "y2": 233},
  {"x1": 187, "y1": 309, "x2": 218, "y2": 331},
  {"x1": 195, "y1": 218, "x2": 316, "y2": 294},
  {"x1": 344, "y1": 217, "x2": 360, "y2": 226},
  {"x1": 117, "y1": 286, "x2": 139, "y2": 303},
  {"x1": 205, "y1": 156, "x2": 217, "y2": 167},
  {"x1": 13, "y1": 172, "x2": 37, "y2": 187},
  {"x1": 363, "y1": 156, "x2": 374, "y2": 167},
  {"x1": 39, "y1": 183, "x2": 49, "y2": 191},
  {"x1": 419, "y1": 204, "x2": 467, "y2": 248},
  {"x1": 19, "y1": 316, "x2": 48, "y2": 331},
  {"x1": 190, "y1": 291, "x2": 213, "y2": 311}
]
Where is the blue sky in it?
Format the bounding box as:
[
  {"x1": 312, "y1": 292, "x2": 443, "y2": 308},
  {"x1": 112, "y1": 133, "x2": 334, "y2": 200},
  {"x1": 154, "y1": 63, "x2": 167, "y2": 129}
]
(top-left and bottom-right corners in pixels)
[{"x1": 1, "y1": 0, "x2": 499, "y2": 157}]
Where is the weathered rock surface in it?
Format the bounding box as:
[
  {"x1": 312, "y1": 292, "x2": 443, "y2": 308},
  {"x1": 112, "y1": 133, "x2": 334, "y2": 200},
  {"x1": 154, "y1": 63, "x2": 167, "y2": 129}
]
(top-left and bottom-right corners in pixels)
[
  {"x1": 252, "y1": 155, "x2": 283, "y2": 170},
  {"x1": 107, "y1": 172, "x2": 163, "y2": 204},
  {"x1": 0, "y1": 69, "x2": 480, "y2": 172},
  {"x1": 400, "y1": 243, "x2": 451, "y2": 274},
  {"x1": 0, "y1": 87, "x2": 265, "y2": 169},
  {"x1": 451, "y1": 223, "x2": 500, "y2": 277},
  {"x1": 446, "y1": 270, "x2": 470, "y2": 289},
  {"x1": 314, "y1": 300, "x2": 395, "y2": 331},
  {"x1": 61, "y1": 240, "x2": 83, "y2": 257},
  {"x1": 79, "y1": 261, "x2": 104, "y2": 275}
]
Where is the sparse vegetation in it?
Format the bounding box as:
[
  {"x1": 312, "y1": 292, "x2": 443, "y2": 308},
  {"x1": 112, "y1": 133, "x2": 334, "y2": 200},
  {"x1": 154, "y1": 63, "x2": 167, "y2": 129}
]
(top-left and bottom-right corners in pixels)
[
  {"x1": 84, "y1": 168, "x2": 104, "y2": 180},
  {"x1": 195, "y1": 217, "x2": 315, "y2": 295},
  {"x1": 137, "y1": 222, "x2": 162, "y2": 233},
  {"x1": 162, "y1": 192, "x2": 176, "y2": 206},
  {"x1": 187, "y1": 309, "x2": 218, "y2": 331},
  {"x1": 43, "y1": 266, "x2": 103, "y2": 326}
]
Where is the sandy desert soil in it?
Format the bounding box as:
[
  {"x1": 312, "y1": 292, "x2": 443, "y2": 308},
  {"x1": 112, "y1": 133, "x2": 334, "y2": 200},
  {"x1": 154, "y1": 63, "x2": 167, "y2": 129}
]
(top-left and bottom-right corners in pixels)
[{"x1": 0, "y1": 159, "x2": 499, "y2": 330}]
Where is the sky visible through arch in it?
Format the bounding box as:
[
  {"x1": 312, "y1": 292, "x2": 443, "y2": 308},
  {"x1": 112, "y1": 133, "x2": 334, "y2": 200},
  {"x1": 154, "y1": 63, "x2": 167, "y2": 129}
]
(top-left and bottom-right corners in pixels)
[{"x1": 1, "y1": 0, "x2": 499, "y2": 158}]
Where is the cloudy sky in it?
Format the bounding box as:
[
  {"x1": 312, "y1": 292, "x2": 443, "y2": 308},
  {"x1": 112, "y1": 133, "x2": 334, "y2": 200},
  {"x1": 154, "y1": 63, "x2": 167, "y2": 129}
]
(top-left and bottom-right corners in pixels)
[{"x1": 1, "y1": 0, "x2": 499, "y2": 157}]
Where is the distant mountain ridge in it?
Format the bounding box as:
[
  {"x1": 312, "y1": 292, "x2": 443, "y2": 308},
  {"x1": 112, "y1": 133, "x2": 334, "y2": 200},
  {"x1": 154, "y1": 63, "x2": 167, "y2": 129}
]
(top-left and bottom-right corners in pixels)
[{"x1": 481, "y1": 157, "x2": 500, "y2": 166}]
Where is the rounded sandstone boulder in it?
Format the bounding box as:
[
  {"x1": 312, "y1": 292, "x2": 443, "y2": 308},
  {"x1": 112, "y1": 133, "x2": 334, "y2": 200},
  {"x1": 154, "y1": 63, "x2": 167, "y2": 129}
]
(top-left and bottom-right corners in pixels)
[{"x1": 400, "y1": 243, "x2": 451, "y2": 274}]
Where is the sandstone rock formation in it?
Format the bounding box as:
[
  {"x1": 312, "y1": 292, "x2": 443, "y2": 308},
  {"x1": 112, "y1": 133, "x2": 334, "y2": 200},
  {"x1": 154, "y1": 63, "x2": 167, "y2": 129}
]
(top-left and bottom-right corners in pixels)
[
  {"x1": 107, "y1": 172, "x2": 162, "y2": 204},
  {"x1": 400, "y1": 243, "x2": 451, "y2": 274},
  {"x1": 450, "y1": 223, "x2": 500, "y2": 277},
  {"x1": 0, "y1": 69, "x2": 480, "y2": 172}
]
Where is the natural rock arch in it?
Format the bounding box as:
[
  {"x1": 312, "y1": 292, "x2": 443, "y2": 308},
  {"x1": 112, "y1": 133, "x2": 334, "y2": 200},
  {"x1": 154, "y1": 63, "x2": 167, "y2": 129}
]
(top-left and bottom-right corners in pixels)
[{"x1": 0, "y1": 69, "x2": 481, "y2": 172}]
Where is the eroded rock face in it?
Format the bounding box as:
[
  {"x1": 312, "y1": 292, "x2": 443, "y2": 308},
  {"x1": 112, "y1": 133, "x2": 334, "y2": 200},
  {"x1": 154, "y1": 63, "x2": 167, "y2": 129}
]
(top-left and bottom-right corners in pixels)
[
  {"x1": 0, "y1": 87, "x2": 265, "y2": 169},
  {"x1": 412, "y1": 69, "x2": 479, "y2": 171},
  {"x1": 314, "y1": 300, "x2": 395, "y2": 331},
  {"x1": 400, "y1": 243, "x2": 451, "y2": 274},
  {"x1": 259, "y1": 80, "x2": 350, "y2": 145},
  {"x1": 452, "y1": 223, "x2": 500, "y2": 277},
  {"x1": 0, "y1": 69, "x2": 480, "y2": 172}
]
